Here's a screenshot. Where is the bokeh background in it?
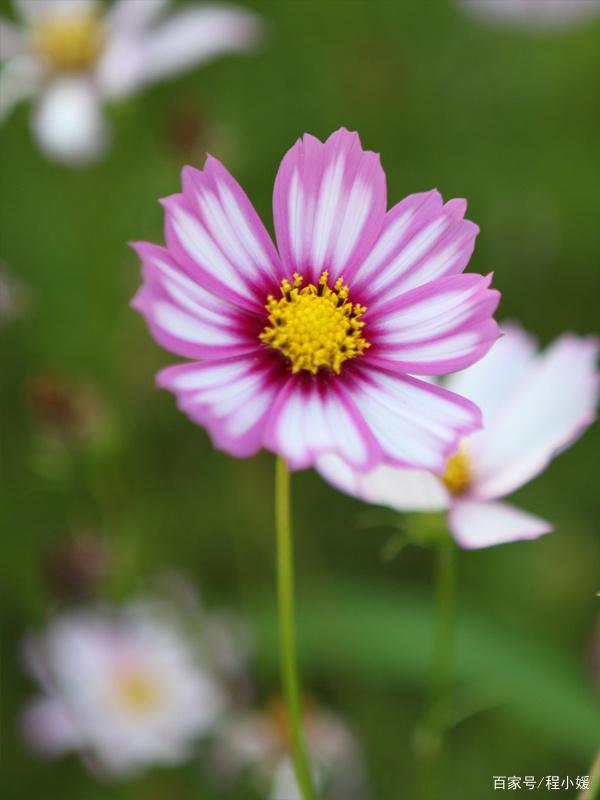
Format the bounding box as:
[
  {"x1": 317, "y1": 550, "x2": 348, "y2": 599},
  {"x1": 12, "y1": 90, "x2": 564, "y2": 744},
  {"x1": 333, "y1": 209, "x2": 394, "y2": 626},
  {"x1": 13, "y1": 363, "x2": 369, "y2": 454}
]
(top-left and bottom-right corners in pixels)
[{"x1": 1, "y1": 1, "x2": 599, "y2": 798}]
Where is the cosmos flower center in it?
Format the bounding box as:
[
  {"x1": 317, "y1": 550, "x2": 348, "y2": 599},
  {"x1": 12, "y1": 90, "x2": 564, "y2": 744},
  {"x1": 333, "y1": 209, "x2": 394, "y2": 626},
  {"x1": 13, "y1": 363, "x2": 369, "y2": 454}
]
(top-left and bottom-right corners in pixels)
[
  {"x1": 115, "y1": 669, "x2": 161, "y2": 713},
  {"x1": 441, "y1": 448, "x2": 471, "y2": 494},
  {"x1": 32, "y1": 12, "x2": 105, "y2": 72},
  {"x1": 259, "y1": 271, "x2": 370, "y2": 374}
]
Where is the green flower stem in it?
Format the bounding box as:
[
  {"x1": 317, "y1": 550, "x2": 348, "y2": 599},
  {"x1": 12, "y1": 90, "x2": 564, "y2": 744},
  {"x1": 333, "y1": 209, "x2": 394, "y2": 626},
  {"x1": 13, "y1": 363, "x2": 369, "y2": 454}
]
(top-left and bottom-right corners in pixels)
[
  {"x1": 417, "y1": 537, "x2": 458, "y2": 799},
  {"x1": 275, "y1": 456, "x2": 318, "y2": 800},
  {"x1": 578, "y1": 749, "x2": 600, "y2": 800},
  {"x1": 430, "y1": 538, "x2": 457, "y2": 706}
]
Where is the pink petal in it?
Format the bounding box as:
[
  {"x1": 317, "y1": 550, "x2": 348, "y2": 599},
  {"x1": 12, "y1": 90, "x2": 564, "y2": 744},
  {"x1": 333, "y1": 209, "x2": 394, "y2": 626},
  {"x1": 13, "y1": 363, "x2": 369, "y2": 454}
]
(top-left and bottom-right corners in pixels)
[
  {"x1": 448, "y1": 498, "x2": 552, "y2": 549},
  {"x1": 0, "y1": 18, "x2": 23, "y2": 60},
  {"x1": 134, "y1": 5, "x2": 263, "y2": 86},
  {"x1": 457, "y1": 0, "x2": 600, "y2": 31},
  {"x1": 366, "y1": 272, "x2": 501, "y2": 375},
  {"x1": 347, "y1": 365, "x2": 482, "y2": 472},
  {"x1": 157, "y1": 357, "x2": 279, "y2": 459},
  {"x1": 263, "y1": 379, "x2": 380, "y2": 471},
  {"x1": 99, "y1": 5, "x2": 262, "y2": 99},
  {"x1": 317, "y1": 454, "x2": 450, "y2": 511},
  {"x1": 20, "y1": 696, "x2": 80, "y2": 757},
  {"x1": 445, "y1": 322, "x2": 538, "y2": 425},
  {"x1": 470, "y1": 334, "x2": 599, "y2": 499},
  {"x1": 131, "y1": 242, "x2": 257, "y2": 360},
  {"x1": 95, "y1": 33, "x2": 148, "y2": 99},
  {"x1": 350, "y1": 190, "x2": 479, "y2": 302},
  {"x1": 104, "y1": 0, "x2": 169, "y2": 33},
  {"x1": 0, "y1": 55, "x2": 40, "y2": 122},
  {"x1": 273, "y1": 128, "x2": 386, "y2": 284},
  {"x1": 162, "y1": 157, "x2": 282, "y2": 313},
  {"x1": 16, "y1": 0, "x2": 99, "y2": 22}
]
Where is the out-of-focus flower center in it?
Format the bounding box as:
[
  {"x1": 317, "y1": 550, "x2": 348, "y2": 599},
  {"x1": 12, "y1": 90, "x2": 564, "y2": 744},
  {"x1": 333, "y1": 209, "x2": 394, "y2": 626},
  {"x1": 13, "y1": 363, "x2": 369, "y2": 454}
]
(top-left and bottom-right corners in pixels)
[
  {"x1": 267, "y1": 695, "x2": 316, "y2": 749},
  {"x1": 260, "y1": 271, "x2": 370, "y2": 374},
  {"x1": 32, "y1": 12, "x2": 105, "y2": 72},
  {"x1": 441, "y1": 448, "x2": 471, "y2": 494},
  {"x1": 115, "y1": 670, "x2": 161, "y2": 713}
]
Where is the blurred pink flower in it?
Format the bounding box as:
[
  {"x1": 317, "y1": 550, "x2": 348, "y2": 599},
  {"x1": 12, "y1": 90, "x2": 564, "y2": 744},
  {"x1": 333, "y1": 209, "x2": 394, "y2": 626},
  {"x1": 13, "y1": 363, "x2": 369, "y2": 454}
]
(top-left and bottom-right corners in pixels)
[
  {"x1": 0, "y1": 0, "x2": 262, "y2": 164},
  {"x1": 0, "y1": 259, "x2": 30, "y2": 322},
  {"x1": 211, "y1": 697, "x2": 368, "y2": 800},
  {"x1": 21, "y1": 602, "x2": 224, "y2": 776},
  {"x1": 132, "y1": 128, "x2": 501, "y2": 471},
  {"x1": 458, "y1": 0, "x2": 600, "y2": 30},
  {"x1": 26, "y1": 370, "x2": 111, "y2": 446},
  {"x1": 317, "y1": 324, "x2": 599, "y2": 548}
]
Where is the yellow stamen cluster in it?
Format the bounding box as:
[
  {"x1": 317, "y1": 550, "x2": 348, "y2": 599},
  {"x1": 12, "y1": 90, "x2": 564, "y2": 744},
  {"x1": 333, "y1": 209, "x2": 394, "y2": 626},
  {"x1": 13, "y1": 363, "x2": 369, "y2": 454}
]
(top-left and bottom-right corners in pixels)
[
  {"x1": 116, "y1": 671, "x2": 161, "y2": 713},
  {"x1": 260, "y1": 271, "x2": 370, "y2": 374},
  {"x1": 441, "y1": 448, "x2": 471, "y2": 495},
  {"x1": 33, "y1": 13, "x2": 105, "y2": 72}
]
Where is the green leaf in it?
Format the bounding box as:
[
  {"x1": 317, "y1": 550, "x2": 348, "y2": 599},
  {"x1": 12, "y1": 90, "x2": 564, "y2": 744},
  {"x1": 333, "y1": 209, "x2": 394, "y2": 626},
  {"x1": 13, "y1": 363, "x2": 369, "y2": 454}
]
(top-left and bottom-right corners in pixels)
[{"x1": 249, "y1": 579, "x2": 599, "y2": 759}]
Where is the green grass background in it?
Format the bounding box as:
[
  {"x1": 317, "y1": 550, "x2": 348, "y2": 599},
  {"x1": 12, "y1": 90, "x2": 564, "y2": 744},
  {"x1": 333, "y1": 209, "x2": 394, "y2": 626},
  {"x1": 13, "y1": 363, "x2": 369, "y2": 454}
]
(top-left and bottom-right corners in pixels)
[{"x1": 1, "y1": 1, "x2": 599, "y2": 798}]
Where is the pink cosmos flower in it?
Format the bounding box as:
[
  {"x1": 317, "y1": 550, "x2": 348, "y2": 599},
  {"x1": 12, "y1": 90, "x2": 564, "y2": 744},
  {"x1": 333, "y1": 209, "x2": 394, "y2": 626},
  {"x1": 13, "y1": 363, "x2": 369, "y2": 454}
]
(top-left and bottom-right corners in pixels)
[
  {"x1": 317, "y1": 324, "x2": 599, "y2": 548},
  {"x1": 132, "y1": 129, "x2": 501, "y2": 471}
]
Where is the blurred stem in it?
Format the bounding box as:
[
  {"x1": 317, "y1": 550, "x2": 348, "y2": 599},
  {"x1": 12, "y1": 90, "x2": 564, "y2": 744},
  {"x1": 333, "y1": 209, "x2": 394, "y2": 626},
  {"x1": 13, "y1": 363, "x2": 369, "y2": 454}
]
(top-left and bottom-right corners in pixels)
[
  {"x1": 578, "y1": 749, "x2": 600, "y2": 799},
  {"x1": 275, "y1": 456, "x2": 318, "y2": 800},
  {"x1": 416, "y1": 538, "x2": 457, "y2": 800}
]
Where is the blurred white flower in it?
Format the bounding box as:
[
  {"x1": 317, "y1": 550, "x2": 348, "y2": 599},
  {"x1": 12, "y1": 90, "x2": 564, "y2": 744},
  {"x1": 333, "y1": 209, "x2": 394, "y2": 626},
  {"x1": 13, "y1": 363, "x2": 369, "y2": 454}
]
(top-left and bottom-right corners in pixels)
[
  {"x1": 145, "y1": 570, "x2": 255, "y2": 699},
  {"x1": 458, "y1": 0, "x2": 600, "y2": 30},
  {"x1": 21, "y1": 602, "x2": 225, "y2": 776},
  {"x1": 211, "y1": 698, "x2": 369, "y2": 800},
  {"x1": 0, "y1": 0, "x2": 263, "y2": 164}
]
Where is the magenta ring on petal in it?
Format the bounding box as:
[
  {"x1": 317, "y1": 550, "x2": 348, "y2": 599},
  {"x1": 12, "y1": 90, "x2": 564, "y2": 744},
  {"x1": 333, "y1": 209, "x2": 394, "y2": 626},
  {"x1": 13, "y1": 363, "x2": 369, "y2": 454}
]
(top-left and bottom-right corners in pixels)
[{"x1": 132, "y1": 128, "x2": 501, "y2": 471}]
